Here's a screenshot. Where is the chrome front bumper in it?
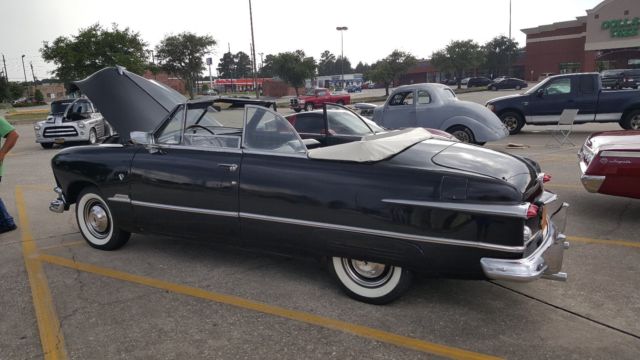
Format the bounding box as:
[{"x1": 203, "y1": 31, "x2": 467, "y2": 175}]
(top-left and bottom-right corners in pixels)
[
  {"x1": 481, "y1": 202, "x2": 570, "y2": 282},
  {"x1": 49, "y1": 187, "x2": 67, "y2": 213},
  {"x1": 579, "y1": 160, "x2": 605, "y2": 193}
]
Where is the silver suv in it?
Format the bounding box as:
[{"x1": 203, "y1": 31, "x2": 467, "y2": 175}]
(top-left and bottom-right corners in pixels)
[{"x1": 34, "y1": 98, "x2": 113, "y2": 148}]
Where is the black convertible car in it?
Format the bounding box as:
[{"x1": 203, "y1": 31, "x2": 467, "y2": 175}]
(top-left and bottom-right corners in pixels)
[{"x1": 49, "y1": 67, "x2": 569, "y2": 304}]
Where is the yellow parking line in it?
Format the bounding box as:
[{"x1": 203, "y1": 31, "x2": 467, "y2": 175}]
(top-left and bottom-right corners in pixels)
[
  {"x1": 15, "y1": 186, "x2": 68, "y2": 360},
  {"x1": 568, "y1": 236, "x2": 640, "y2": 249},
  {"x1": 36, "y1": 253, "x2": 501, "y2": 360},
  {"x1": 39, "y1": 240, "x2": 85, "y2": 252}
]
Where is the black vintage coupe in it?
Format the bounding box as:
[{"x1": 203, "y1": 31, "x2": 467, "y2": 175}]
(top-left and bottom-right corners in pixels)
[{"x1": 49, "y1": 67, "x2": 569, "y2": 304}]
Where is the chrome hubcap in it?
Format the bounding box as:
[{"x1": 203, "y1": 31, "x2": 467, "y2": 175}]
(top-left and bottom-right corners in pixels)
[
  {"x1": 85, "y1": 202, "x2": 109, "y2": 238},
  {"x1": 452, "y1": 131, "x2": 471, "y2": 143},
  {"x1": 342, "y1": 258, "x2": 392, "y2": 287},
  {"x1": 630, "y1": 115, "x2": 640, "y2": 130},
  {"x1": 90, "y1": 131, "x2": 96, "y2": 143},
  {"x1": 503, "y1": 116, "x2": 517, "y2": 131}
]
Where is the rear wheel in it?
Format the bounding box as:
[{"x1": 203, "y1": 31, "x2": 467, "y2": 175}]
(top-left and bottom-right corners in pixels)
[
  {"x1": 40, "y1": 143, "x2": 54, "y2": 149},
  {"x1": 515, "y1": 85, "x2": 522, "y2": 90},
  {"x1": 76, "y1": 187, "x2": 130, "y2": 250},
  {"x1": 329, "y1": 257, "x2": 412, "y2": 304},
  {"x1": 621, "y1": 110, "x2": 640, "y2": 130},
  {"x1": 305, "y1": 103, "x2": 314, "y2": 112},
  {"x1": 500, "y1": 111, "x2": 525, "y2": 135},
  {"x1": 446, "y1": 125, "x2": 476, "y2": 143},
  {"x1": 490, "y1": 86, "x2": 497, "y2": 91}
]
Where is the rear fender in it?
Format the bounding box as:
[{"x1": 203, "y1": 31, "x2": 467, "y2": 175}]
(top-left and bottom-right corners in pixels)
[{"x1": 441, "y1": 116, "x2": 507, "y2": 142}]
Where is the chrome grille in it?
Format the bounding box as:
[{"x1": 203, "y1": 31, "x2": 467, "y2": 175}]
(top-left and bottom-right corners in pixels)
[{"x1": 43, "y1": 126, "x2": 78, "y2": 138}]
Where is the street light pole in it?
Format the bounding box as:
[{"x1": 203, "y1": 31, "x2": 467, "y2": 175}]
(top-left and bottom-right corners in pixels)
[
  {"x1": 248, "y1": 0, "x2": 259, "y2": 98},
  {"x1": 21, "y1": 55, "x2": 28, "y2": 97},
  {"x1": 336, "y1": 26, "x2": 348, "y2": 89}
]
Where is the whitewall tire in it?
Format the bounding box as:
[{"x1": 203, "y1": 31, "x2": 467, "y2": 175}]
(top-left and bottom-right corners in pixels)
[
  {"x1": 76, "y1": 187, "x2": 130, "y2": 250},
  {"x1": 329, "y1": 257, "x2": 412, "y2": 304}
]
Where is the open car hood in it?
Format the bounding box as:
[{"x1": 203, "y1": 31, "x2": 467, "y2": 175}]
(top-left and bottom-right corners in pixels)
[{"x1": 73, "y1": 66, "x2": 186, "y2": 141}]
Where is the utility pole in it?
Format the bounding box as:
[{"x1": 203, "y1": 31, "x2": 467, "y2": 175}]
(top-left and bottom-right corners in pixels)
[
  {"x1": 21, "y1": 55, "x2": 28, "y2": 97},
  {"x1": 336, "y1": 26, "x2": 348, "y2": 88},
  {"x1": 30, "y1": 62, "x2": 36, "y2": 82},
  {"x1": 509, "y1": 0, "x2": 512, "y2": 39},
  {"x1": 2, "y1": 54, "x2": 7, "y2": 81},
  {"x1": 248, "y1": 0, "x2": 259, "y2": 98},
  {"x1": 258, "y1": 52, "x2": 264, "y2": 70}
]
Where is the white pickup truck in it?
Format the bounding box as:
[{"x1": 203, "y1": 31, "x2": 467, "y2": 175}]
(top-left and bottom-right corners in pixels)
[{"x1": 34, "y1": 98, "x2": 113, "y2": 148}]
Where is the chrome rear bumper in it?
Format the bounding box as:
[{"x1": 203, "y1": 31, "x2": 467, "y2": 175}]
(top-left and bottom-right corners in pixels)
[{"x1": 481, "y1": 202, "x2": 569, "y2": 282}]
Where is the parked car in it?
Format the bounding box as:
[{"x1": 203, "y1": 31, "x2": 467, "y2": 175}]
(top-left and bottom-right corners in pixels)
[
  {"x1": 49, "y1": 67, "x2": 568, "y2": 304},
  {"x1": 285, "y1": 103, "x2": 459, "y2": 147},
  {"x1": 346, "y1": 85, "x2": 362, "y2": 93},
  {"x1": 578, "y1": 130, "x2": 640, "y2": 199},
  {"x1": 488, "y1": 78, "x2": 528, "y2": 91},
  {"x1": 600, "y1": 69, "x2": 639, "y2": 89},
  {"x1": 486, "y1": 72, "x2": 640, "y2": 134},
  {"x1": 290, "y1": 88, "x2": 351, "y2": 112},
  {"x1": 358, "y1": 83, "x2": 508, "y2": 144},
  {"x1": 460, "y1": 78, "x2": 470, "y2": 86},
  {"x1": 33, "y1": 98, "x2": 113, "y2": 149},
  {"x1": 467, "y1": 77, "x2": 492, "y2": 88}
]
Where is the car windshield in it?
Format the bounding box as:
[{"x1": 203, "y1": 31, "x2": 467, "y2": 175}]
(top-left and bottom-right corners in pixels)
[
  {"x1": 50, "y1": 101, "x2": 73, "y2": 115},
  {"x1": 305, "y1": 89, "x2": 316, "y2": 96},
  {"x1": 328, "y1": 110, "x2": 378, "y2": 136},
  {"x1": 524, "y1": 80, "x2": 548, "y2": 95}
]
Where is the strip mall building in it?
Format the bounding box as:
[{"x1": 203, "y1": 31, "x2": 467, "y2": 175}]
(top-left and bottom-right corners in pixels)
[{"x1": 523, "y1": 0, "x2": 639, "y2": 81}]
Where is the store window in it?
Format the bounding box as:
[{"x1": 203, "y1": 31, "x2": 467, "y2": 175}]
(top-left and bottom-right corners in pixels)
[{"x1": 559, "y1": 62, "x2": 581, "y2": 74}]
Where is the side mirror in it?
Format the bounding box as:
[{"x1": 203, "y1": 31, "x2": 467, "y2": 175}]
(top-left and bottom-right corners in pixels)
[
  {"x1": 536, "y1": 89, "x2": 544, "y2": 98},
  {"x1": 130, "y1": 131, "x2": 153, "y2": 145}
]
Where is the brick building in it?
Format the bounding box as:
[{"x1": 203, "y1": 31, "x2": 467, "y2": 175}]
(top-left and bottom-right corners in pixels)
[{"x1": 522, "y1": 0, "x2": 639, "y2": 81}]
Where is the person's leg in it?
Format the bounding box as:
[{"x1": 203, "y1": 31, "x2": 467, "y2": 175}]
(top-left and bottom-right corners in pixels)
[{"x1": 0, "y1": 198, "x2": 16, "y2": 230}]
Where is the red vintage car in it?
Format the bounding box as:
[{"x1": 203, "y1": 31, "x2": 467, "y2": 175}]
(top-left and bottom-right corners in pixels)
[{"x1": 579, "y1": 130, "x2": 640, "y2": 199}]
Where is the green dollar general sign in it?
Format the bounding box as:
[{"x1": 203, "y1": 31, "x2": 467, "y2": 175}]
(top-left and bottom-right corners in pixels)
[{"x1": 601, "y1": 17, "x2": 640, "y2": 38}]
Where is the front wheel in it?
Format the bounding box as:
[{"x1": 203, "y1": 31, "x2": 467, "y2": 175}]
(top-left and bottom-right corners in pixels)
[
  {"x1": 446, "y1": 125, "x2": 476, "y2": 143},
  {"x1": 76, "y1": 187, "x2": 130, "y2": 250},
  {"x1": 88, "y1": 128, "x2": 97, "y2": 145},
  {"x1": 329, "y1": 257, "x2": 412, "y2": 304},
  {"x1": 620, "y1": 110, "x2": 640, "y2": 130},
  {"x1": 500, "y1": 111, "x2": 525, "y2": 135}
]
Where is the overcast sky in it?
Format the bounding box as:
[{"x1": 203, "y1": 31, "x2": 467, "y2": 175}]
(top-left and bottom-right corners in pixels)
[{"x1": 1, "y1": 0, "x2": 602, "y2": 81}]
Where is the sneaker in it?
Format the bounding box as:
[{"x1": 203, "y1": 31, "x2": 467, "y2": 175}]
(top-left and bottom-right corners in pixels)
[{"x1": 0, "y1": 224, "x2": 17, "y2": 234}]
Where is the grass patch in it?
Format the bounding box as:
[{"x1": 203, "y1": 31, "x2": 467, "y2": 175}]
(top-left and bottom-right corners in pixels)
[{"x1": 4, "y1": 110, "x2": 48, "y2": 123}]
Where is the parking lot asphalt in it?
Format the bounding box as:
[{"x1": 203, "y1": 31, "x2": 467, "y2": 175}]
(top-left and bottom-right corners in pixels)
[{"x1": 1, "y1": 92, "x2": 639, "y2": 359}]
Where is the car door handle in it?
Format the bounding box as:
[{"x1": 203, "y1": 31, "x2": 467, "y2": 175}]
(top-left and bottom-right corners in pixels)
[{"x1": 218, "y1": 163, "x2": 238, "y2": 172}]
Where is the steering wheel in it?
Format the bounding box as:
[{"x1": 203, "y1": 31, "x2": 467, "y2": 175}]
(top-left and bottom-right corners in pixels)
[{"x1": 185, "y1": 124, "x2": 215, "y2": 135}]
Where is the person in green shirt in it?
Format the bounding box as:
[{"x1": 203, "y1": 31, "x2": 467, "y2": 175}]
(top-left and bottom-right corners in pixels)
[{"x1": 0, "y1": 116, "x2": 19, "y2": 233}]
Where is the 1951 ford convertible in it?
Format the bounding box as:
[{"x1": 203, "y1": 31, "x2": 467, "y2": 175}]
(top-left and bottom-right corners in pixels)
[{"x1": 49, "y1": 67, "x2": 569, "y2": 304}]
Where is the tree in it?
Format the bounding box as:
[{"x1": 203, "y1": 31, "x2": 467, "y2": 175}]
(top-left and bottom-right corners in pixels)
[
  {"x1": 367, "y1": 50, "x2": 416, "y2": 96},
  {"x1": 217, "y1": 52, "x2": 236, "y2": 79},
  {"x1": 156, "y1": 32, "x2": 216, "y2": 99},
  {"x1": 272, "y1": 51, "x2": 316, "y2": 96},
  {"x1": 355, "y1": 61, "x2": 370, "y2": 75},
  {"x1": 482, "y1": 36, "x2": 519, "y2": 78},
  {"x1": 317, "y1": 50, "x2": 336, "y2": 76},
  {"x1": 0, "y1": 77, "x2": 10, "y2": 102},
  {"x1": 234, "y1": 52, "x2": 252, "y2": 78},
  {"x1": 34, "y1": 89, "x2": 44, "y2": 102},
  {"x1": 258, "y1": 54, "x2": 275, "y2": 77},
  {"x1": 334, "y1": 56, "x2": 353, "y2": 78},
  {"x1": 41, "y1": 23, "x2": 147, "y2": 90},
  {"x1": 430, "y1": 40, "x2": 483, "y2": 89}
]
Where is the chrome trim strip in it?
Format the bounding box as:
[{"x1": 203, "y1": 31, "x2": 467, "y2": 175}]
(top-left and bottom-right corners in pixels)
[
  {"x1": 540, "y1": 191, "x2": 558, "y2": 205},
  {"x1": 594, "y1": 113, "x2": 623, "y2": 122},
  {"x1": 381, "y1": 199, "x2": 530, "y2": 219},
  {"x1": 159, "y1": 144, "x2": 242, "y2": 153},
  {"x1": 108, "y1": 194, "x2": 131, "y2": 203},
  {"x1": 240, "y1": 212, "x2": 525, "y2": 253},
  {"x1": 131, "y1": 200, "x2": 238, "y2": 218},
  {"x1": 600, "y1": 150, "x2": 640, "y2": 158},
  {"x1": 98, "y1": 144, "x2": 124, "y2": 148},
  {"x1": 242, "y1": 150, "x2": 308, "y2": 158}
]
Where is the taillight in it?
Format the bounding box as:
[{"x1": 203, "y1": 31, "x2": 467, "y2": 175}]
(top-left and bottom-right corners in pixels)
[
  {"x1": 526, "y1": 204, "x2": 539, "y2": 219},
  {"x1": 543, "y1": 174, "x2": 552, "y2": 183}
]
